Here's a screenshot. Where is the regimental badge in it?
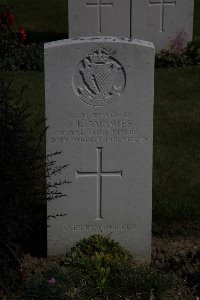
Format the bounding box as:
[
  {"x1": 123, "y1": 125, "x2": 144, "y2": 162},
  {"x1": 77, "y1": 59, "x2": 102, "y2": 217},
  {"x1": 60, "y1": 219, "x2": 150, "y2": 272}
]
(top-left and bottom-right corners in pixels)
[{"x1": 73, "y1": 47, "x2": 126, "y2": 107}]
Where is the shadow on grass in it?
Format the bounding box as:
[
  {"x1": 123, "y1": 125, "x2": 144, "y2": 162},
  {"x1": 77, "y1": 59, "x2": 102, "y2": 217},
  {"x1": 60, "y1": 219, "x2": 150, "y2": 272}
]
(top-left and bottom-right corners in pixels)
[{"x1": 26, "y1": 32, "x2": 68, "y2": 44}]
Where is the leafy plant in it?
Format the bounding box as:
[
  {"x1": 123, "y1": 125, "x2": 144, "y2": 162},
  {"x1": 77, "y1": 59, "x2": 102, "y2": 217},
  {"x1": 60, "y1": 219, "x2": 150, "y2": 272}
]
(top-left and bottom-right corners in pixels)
[
  {"x1": 21, "y1": 263, "x2": 73, "y2": 300},
  {"x1": 19, "y1": 235, "x2": 174, "y2": 299},
  {"x1": 155, "y1": 49, "x2": 189, "y2": 68},
  {"x1": 66, "y1": 234, "x2": 130, "y2": 294},
  {"x1": 0, "y1": 5, "x2": 43, "y2": 71},
  {"x1": 155, "y1": 31, "x2": 200, "y2": 68},
  {"x1": 0, "y1": 77, "x2": 43, "y2": 289},
  {"x1": 65, "y1": 234, "x2": 173, "y2": 298},
  {"x1": 0, "y1": 76, "x2": 69, "y2": 291}
]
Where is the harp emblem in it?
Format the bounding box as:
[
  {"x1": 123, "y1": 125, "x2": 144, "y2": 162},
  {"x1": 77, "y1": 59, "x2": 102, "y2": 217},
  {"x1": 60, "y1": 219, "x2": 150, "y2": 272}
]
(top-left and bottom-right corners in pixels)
[{"x1": 73, "y1": 47, "x2": 126, "y2": 107}]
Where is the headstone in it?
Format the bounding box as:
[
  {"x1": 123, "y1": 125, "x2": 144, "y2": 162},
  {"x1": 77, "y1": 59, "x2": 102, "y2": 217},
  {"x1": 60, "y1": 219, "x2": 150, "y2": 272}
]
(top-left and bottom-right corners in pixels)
[
  {"x1": 68, "y1": 0, "x2": 131, "y2": 38},
  {"x1": 68, "y1": 0, "x2": 194, "y2": 52},
  {"x1": 132, "y1": 0, "x2": 194, "y2": 51},
  {"x1": 45, "y1": 37, "x2": 154, "y2": 260}
]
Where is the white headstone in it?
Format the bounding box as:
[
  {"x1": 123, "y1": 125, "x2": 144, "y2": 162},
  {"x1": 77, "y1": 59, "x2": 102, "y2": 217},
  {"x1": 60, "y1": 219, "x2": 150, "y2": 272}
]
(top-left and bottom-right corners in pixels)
[
  {"x1": 68, "y1": 0, "x2": 194, "y2": 52},
  {"x1": 132, "y1": 0, "x2": 194, "y2": 51},
  {"x1": 45, "y1": 37, "x2": 154, "y2": 260},
  {"x1": 68, "y1": 0, "x2": 131, "y2": 38}
]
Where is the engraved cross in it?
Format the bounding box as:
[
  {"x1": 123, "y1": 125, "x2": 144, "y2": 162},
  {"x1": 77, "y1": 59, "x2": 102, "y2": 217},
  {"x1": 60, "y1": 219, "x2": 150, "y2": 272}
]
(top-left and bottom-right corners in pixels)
[
  {"x1": 149, "y1": 0, "x2": 176, "y2": 32},
  {"x1": 76, "y1": 147, "x2": 122, "y2": 221},
  {"x1": 86, "y1": 0, "x2": 113, "y2": 33}
]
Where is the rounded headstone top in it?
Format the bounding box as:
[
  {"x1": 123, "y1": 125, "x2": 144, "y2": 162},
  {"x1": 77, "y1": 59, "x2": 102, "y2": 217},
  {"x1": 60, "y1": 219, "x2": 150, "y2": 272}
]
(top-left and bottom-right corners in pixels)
[{"x1": 44, "y1": 36, "x2": 154, "y2": 50}]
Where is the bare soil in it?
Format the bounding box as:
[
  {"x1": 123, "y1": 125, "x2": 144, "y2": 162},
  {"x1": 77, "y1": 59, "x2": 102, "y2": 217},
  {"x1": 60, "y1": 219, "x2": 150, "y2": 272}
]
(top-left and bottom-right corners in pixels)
[{"x1": 152, "y1": 222, "x2": 200, "y2": 299}]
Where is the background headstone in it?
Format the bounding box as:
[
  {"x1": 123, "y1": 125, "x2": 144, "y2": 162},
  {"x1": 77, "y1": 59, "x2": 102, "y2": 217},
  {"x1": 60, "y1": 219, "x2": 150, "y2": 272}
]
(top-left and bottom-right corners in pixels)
[
  {"x1": 45, "y1": 37, "x2": 154, "y2": 260},
  {"x1": 68, "y1": 0, "x2": 131, "y2": 38},
  {"x1": 132, "y1": 0, "x2": 194, "y2": 51},
  {"x1": 68, "y1": 0, "x2": 194, "y2": 52}
]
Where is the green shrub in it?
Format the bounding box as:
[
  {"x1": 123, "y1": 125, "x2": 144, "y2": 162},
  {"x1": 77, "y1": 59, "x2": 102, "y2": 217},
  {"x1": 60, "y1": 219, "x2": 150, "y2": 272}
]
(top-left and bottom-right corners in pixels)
[
  {"x1": 0, "y1": 78, "x2": 44, "y2": 289},
  {"x1": 155, "y1": 31, "x2": 200, "y2": 68},
  {"x1": 65, "y1": 234, "x2": 131, "y2": 293},
  {"x1": 65, "y1": 234, "x2": 173, "y2": 298},
  {"x1": 66, "y1": 234, "x2": 132, "y2": 268},
  {"x1": 0, "y1": 30, "x2": 43, "y2": 71},
  {"x1": 0, "y1": 37, "x2": 43, "y2": 72},
  {"x1": 0, "y1": 5, "x2": 43, "y2": 71},
  {"x1": 19, "y1": 235, "x2": 174, "y2": 299},
  {"x1": 0, "y1": 77, "x2": 68, "y2": 291},
  {"x1": 155, "y1": 50, "x2": 189, "y2": 68}
]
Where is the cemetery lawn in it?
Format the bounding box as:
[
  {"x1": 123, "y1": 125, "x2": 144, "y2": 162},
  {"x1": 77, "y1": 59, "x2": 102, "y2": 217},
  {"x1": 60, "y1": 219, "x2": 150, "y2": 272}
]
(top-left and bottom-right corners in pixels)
[
  {"x1": 5, "y1": 0, "x2": 68, "y2": 34},
  {"x1": 154, "y1": 66, "x2": 200, "y2": 220},
  {"x1": 7, "y1": 66, "x2": 200, "y2": 221}
]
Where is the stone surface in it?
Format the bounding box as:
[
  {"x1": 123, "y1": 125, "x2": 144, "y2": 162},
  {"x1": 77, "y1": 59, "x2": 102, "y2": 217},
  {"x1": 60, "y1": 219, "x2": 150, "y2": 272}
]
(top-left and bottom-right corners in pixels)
[
  {"x1": 68, "y1": 0, "x2": 131, "y2": 38},
  {"x1": 68, "y1": 0, "x2": 194, "y2": 51},
  {"x1": 132, "y1": 0, "x2": 194, "y2": 51},
  {"x1": 45, "y1": 37, "x2": 154, "y2": 260}
]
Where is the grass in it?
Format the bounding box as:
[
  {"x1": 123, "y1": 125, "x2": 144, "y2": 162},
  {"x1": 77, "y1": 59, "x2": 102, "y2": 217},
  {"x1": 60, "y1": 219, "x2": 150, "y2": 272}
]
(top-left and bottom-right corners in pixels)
[
  {"x1": 153, "y1": 66, "x2": 200, "y2": 220},
  {"x1": 4, "y1": 0, "x2": 68, "y2": 33}
]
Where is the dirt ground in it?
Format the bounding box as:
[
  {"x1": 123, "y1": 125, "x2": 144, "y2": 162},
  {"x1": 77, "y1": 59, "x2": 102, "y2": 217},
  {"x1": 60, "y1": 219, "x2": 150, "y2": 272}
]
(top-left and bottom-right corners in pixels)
[{"x1": 152, "y1": 222, "x2": 200, "y2": 299}]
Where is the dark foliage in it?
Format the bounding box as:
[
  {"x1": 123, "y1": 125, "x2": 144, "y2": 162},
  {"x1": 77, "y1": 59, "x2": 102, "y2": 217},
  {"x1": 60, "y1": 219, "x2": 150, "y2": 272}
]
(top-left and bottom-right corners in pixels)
[
  {"x1": 155, "y1": 38, "x2": 200, "y2": 68},
  {"x1": 0, "y1": 77, "x2": 45, "y2": 289},
  {"x1": 155, "y1": 50, "x2": 189, "y2": 68},
  {"x1": 2, "y1": 37, "x2": 200, "y2": 71},
  {"x1": 0, "y1": 30, "x2": 43, "y2": 71},
  {"x1": 21, "y1": 263, "x2": 74, "y2": 300},
  {"x1": 186, "y1": 37, "x2": 200, "y2": 65},
  {"x1": 0, "y1": 77, "x2": 69, "y2": 291},
  {"x1": 20, "y1": 235, "x2": 173, "y2": 299},
  {"x1": 0, "y1": 4, "x2": 43, "y2": 71},
  {"x1": 64, "y1": 234, "x2": 173, "y2": 299}
]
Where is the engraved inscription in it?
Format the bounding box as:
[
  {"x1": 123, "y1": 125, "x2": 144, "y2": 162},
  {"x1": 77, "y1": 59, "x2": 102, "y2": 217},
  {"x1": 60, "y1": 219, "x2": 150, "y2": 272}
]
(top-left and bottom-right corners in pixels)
[
  {"x1": 76, "y1": 147, "x2": 122, "y2": 221},
  {"x1": 73, "y1": 47, "x2": 126, "y2": 107},
  {"x1": 86, "y1": 0, "x2": 113, "y2": 33},
  {"x1": 149, "y1": 0, "x2": 176, "y2": 32},
  {"x1": 64, "y1": 224, "x2": 135, "y2": 231},
  {"x1": 50, "y1": 111, "x2": 150, "y2": 144}
]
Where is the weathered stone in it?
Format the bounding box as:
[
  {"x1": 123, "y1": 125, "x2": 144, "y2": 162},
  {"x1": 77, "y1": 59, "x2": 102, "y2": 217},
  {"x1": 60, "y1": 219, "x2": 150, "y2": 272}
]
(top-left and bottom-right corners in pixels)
[
  {"x1": 45, "y1": 37, "x2": 154, "y2": 260},
  {"x1": 132, "y1": 0, "x2": 194, "y2": 51},
  {"x1": 68, "y1": 0, "x2": 194, "y2": 51},
  {"x1": 68, "y1": 0, "x2": 131, "y2": 38}
]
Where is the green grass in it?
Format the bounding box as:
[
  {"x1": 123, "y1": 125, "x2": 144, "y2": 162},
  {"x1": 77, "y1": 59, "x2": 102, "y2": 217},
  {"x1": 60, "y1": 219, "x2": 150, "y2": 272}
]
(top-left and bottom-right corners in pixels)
[
  {"x1": 4, "y1": 0, "x2": 68, "y2": 33},
  {"x1": 153, "y1": 66, "x2": 200, "y2": 220}
]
